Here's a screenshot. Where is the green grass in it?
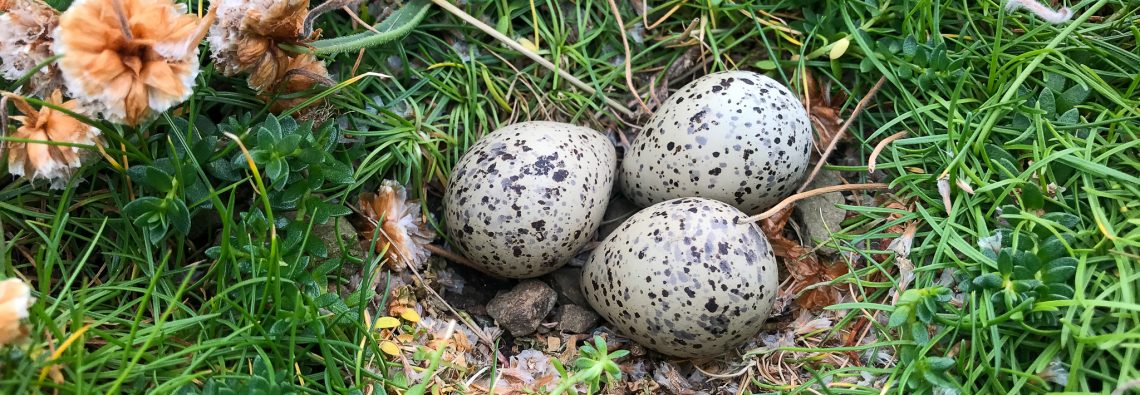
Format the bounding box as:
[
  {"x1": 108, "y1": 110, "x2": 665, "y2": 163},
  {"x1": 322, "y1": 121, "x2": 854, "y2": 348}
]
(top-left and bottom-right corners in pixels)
[{"x1": 1, "y1": 0, "x2": 1138, "y2": 394}]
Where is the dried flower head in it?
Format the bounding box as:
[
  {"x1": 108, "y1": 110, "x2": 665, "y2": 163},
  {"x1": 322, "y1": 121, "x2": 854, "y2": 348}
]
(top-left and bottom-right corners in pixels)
[
  {"x1": 359, "y1": 180, "x2": 434, "y2": 270},
  {"x1": 0, "y1": 0, "x2": 64, "y2": 95},
  {"x1": 265, "y1": 53, "x2": 332, "y2": 114},
  {"x1": 5, "y1": 90, "x2": 100, "y2": 188},
  {"x1": 0, "y1": 278, "x2": 32, "y2": 346},
  {"x1": 53, "y1": 0, "x2": 214, "y2": 125},
  {"x1": 209, "y1": 0, "x2": 311, "y2": 92}
]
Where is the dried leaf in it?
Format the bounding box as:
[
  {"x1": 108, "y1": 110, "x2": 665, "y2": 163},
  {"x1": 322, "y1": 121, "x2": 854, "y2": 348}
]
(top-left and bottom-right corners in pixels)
[
  {"x1": 937, "y1": 176, "x2": 952, "y2": 213},
  {"x1": 453, "y1": 330, "x2": 473, "y2": 353},
  {"x1": 887, "y1": 221, "x2": 917, "y2": 257},
  {"x1": 956, "y1": 178, "x2": 975, "y2": 194},
  {"x1": 653, "y1": 361, "x2": 696, "y2": 395},
  {"x1": 801, "y1": 68, "x2": 847, "y2": 149},
  {"x1": 380, "y1": 340, "x2": 401, "y2": 356},
  {"x1": 400, "y1": 309, "x2": 421, "y2": 323},
  {"x1": 792, "y1": 312, "x2": 834, "y2": 335},
  {"x1": 762, "y1": 203, "x2": 846, "y2": 310},
  {"x1": 375, "y1": 316, "x2": 401, "y2": 329}
]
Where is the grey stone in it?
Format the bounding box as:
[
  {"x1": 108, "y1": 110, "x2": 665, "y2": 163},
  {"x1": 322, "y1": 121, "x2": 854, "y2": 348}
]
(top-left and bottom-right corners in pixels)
[
  {"x1": 795, "y1": 170, "x2": 847, "y2": 254},
  {"x1": 546, "y1": 267, "x2": 588, "y2": 306},
  {"x1": 486, "y1": 280, "x2": 558, "y2": 337},
  {"x1": 556, "y1": 304, "x2": 599, "y2": 333}
]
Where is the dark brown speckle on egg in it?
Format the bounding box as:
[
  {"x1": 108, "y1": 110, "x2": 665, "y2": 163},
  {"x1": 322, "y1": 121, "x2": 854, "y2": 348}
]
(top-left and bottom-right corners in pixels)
[
  {"x1": 580, "y1": 197, "x2": 778, "y2": 358},
  {"x1": 444, "y1": 122, "x2": 617, "y2": 278}
]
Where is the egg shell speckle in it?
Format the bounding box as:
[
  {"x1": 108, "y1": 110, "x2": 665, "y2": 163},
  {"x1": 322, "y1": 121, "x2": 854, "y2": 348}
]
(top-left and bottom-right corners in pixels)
[
  {"x1": 621, "y1": 70, "x2": 812, "y2": 213},
  {"x1": 581, "y1": 197, "x2": 778, "y2": 358},
  {"x1": 445, "y1": 121, "x2": 617, "y2": 278}
]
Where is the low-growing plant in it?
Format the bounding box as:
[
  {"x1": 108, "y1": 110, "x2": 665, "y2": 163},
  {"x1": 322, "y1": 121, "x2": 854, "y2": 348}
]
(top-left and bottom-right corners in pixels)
[{"x1": 548, "y1": 336, "x2": 630, "y2": 395}]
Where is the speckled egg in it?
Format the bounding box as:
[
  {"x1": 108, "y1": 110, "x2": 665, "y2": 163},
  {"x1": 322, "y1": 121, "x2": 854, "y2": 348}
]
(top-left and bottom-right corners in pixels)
[
  {"x1": 621, "y1": 70, "x2": 812, "y2": 213},
  {"x1": 581, "y1": 197, "x2": 778, "y2": 358},
  {"x1": 445, "y1": 121, "x2": 617, "y2": 278}
]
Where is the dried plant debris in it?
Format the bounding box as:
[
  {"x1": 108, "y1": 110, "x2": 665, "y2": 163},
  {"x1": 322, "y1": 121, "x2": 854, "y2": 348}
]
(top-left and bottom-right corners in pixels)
[
  {"x1": 0, "y1": 278, "x2": 32, "y2": 346},
  {"x1": 4, "y1": 90, "x2": 100, "y2": 188},
  {"x1": 208, "y1": 0, "x2": 332, "y2": 112},
  {"x1": 357, "y1": 179, "x2": 435, "y2": 271},
  {"x1": 0, "y1": 0, "x2": 64, "y2": 95},
  {"x1": 1005, "y1": 0, "x2": 1072, "y2": 24},
  {"x1": 209, "y1": 0, "x2": 311, "y2": 91},
  {"x1": 53, "y1": 0, "x2": 214, "y2": 125}
]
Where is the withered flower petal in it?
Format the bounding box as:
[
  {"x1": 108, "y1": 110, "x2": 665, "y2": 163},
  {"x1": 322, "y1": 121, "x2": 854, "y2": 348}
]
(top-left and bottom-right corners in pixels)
[
  {"x1": 0, "y1": 278, "x2": 32, "y2": 346},
  {"x1": 6, "y1": 90, "x2": 100, "y2": 188},
  {"x1": 54, "y1": 0, "x2": 212, "y2": 125},
  {"x1": 0, "y1": 0, "x2": 64, "y2": 95},
  {"x1": 359, "y1": 180, "x2": 434, "y2": 270}
]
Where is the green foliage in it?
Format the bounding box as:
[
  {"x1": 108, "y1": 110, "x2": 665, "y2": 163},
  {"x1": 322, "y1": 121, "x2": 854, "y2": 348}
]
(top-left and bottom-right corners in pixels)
[
  {"x1": 548, "y1": 336, "x2": 630, "y2": 395},
  {"x1": 214, "y1": 115, "x2": 354, "y2": 210},
  {"x1": 174, "y1": 357, "x2": 298, "y2": 395},
  {"x1": 888, "y1": 287, "x2": 952, "y2": 346},
  {"x1": 121, "y1": 118, "x2": 218, "y2": 242},
  {"x1": 305, "y1": 0, "x2": 433, "y2": 55},
  {"x1": 958, "y1": 169, "x2": 1083, "y2": 327}
]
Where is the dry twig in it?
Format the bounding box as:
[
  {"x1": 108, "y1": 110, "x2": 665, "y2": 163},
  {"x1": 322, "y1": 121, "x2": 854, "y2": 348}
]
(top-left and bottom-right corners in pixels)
[
  {"x1": 607, "y1": 0, "x2": 651, "y2": 115},
  {"x1": 867, "y1": 131, "x2": 907, "y2": 173},
  {"x1": 798, "y1": 76, "x2": 887, "y2": 193},
  {"x1": 742, "y1": 183, "x2": 889, "y2": 222}
]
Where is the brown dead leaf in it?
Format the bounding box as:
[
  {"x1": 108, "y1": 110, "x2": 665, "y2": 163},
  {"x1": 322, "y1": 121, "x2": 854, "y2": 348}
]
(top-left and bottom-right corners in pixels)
[
  {"x1": 559, "y1": 333, "x2": 588, "y2": 363},
  {"x1": 546, "y1": 336, "x2": 561, "y2": 352},
  {"x1": 801, "y1": 68, "x2": 847, "y2": 151},
  {"x1": 870, "y1": 198, "x2": 911, "y2": 265},
  {"x1": 889, "y1": 221, "x2": 919, "y2": 303},
  {"x1": 763, "y1": 206, "x2": 846, "y2": 310},
  {"x1": 453, "y1": 330, "x2": 473, "y2": 353}
]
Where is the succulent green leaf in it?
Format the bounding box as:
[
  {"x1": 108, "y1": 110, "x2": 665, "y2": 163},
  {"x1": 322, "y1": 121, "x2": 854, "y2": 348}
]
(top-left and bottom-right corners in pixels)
[
  {"x1": 170, "y1": 198, "x2": 190, "y2": 235},
  {"x1": 1037, "y1": 234, "x2": 1073, "y2": 261},
  {"x1": 1021, "y1": 182, "x2": 1044, "y2": 210},
  {"x1": 997, "y1": 250, "x2": 1014, "y2": 275},
  {"x1": 973, "y1": 273, "x2": 1003, "y2": 290},
  {"x1": 888, "y1": 305, "x2": 911, "y2": 327}
]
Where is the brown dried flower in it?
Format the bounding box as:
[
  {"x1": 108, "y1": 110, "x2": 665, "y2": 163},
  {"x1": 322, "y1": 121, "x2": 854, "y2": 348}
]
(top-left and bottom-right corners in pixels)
[
  {"x1": 209, "y1": 0, "x2": 312, "y2": 92},
  {"x1": 0, "y1": 278, "x2": 32, "y2": 346},
  {"x1": 209, "y1": 0, "x2": 332, "y2": 115},
  {"x1": 358, "y1": 180, "x2": 434, "y2": 270},
  {"x1": 266, "y1": 53, "x2": 332, "y2": 113},
  {"x1": 5, "y1": 90, "x2": 100, "y2": 188},
  {"x1": 0, "y1": 0, "x2": 64, "y2": 95},
  {"x1": 53, "y1": 0, "x2": 214, "y2": 125}
]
